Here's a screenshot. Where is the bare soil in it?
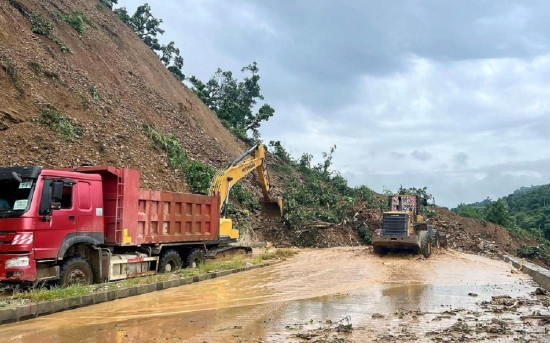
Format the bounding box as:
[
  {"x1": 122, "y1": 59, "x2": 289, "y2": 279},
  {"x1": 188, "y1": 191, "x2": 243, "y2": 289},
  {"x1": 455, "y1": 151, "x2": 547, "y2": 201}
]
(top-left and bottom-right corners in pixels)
[{"x1": 0, "y1": 0, "x2": 246, "y2": 193}]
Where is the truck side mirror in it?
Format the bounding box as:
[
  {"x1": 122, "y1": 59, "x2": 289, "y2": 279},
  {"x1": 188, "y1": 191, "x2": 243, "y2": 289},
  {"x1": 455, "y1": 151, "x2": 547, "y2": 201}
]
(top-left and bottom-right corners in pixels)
[{"x1": 50, "y1": 180, "x2": 64, "y2": 210}]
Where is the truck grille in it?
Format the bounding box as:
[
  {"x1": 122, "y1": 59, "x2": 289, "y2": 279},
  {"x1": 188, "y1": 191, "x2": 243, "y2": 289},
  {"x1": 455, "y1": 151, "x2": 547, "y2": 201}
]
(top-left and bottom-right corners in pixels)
[{"x1": 382, "y1": 213, "x2": 408, "y2": 236}]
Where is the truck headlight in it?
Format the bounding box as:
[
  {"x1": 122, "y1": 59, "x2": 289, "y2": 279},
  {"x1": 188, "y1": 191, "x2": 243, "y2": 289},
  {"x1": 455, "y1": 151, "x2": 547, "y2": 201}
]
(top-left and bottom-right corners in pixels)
[{"x1": 5, "y1": 256, "x2": 30, "y2": 268}]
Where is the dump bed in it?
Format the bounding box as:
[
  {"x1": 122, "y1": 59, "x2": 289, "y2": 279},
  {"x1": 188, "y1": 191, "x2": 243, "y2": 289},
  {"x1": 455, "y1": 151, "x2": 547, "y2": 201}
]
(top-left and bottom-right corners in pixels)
[{"x1": 69, "y1": 166, "x2": 220, "y2": 246}]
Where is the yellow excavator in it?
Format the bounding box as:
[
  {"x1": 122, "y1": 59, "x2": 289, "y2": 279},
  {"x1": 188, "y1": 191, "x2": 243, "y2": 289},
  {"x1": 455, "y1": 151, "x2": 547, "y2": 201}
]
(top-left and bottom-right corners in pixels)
[{"x1": 209, "y1": 143, "x2": 283, "y2": 241}]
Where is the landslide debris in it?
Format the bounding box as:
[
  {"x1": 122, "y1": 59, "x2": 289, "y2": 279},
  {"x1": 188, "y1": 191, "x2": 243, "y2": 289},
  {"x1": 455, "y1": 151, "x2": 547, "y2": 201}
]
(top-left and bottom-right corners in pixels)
[{"x1": 0, "y1": 0, "x2": 245, "y2": 193}]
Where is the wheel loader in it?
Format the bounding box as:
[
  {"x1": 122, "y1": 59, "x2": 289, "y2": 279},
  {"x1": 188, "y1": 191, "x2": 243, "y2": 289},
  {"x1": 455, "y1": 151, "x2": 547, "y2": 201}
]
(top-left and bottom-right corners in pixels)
[{"x1": 372, "y1": 195, "x2": 446, "y2": 258}]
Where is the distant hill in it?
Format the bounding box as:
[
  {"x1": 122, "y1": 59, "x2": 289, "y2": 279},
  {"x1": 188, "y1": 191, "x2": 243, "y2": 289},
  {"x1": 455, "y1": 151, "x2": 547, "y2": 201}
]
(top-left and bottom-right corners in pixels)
[{"x1": 503, "y1": 184, "x2": 550, "y2": 237}]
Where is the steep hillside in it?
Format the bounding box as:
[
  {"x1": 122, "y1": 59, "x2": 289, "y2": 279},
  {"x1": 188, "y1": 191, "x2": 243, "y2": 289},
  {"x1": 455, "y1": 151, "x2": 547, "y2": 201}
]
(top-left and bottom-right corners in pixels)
[{"x1": 0, "y1": 0, "x2": 245, "y2": 193}]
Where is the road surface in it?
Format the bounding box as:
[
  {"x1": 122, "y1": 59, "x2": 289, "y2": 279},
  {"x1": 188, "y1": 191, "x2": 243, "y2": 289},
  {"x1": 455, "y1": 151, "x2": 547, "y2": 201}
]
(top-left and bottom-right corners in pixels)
[{"x1": 0, "y1": 248, "x2": 548, "y2": 342}]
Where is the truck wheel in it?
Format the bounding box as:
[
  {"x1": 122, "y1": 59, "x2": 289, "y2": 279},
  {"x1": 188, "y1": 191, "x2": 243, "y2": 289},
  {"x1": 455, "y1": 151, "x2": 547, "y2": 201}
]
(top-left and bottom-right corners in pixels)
[
  {"x1": 186, "y1": 249, "x2": 205, "y2": 268},
  {"x1": 420, "y1": 231, "x2": 432, "y2": 258},
  {"x1": 60, "y1": 257, "x2": 93, "y2": 286},
  {"x1": 159, "y1": 250, "x2": 183, "y2": 273},
  {"x1": 439, "y1": 232, "x2": 448, "y2": 249}
]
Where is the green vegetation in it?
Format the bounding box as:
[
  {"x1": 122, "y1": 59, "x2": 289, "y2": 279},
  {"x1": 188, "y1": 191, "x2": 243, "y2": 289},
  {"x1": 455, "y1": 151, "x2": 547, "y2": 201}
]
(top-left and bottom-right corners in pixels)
[
  {"x1": 39, "y1": 107, "x2": 83, "y2": 142},
  {"x1": 1, "y1": 56, "x2": 24, "y2": 96},
  {"x1": 453, "y1": 184, "x2": 550, "y2": 263},
  {"x1": 52, "y1": 37, "x2": 71, "y2": 53},
  {"x1": 80, "y1": 95, "x2": 91, "y2": 110},
  {"x1": 28, "y1": 61, "x2": 42, "y2": 75},
  {"x1": 56, "y1": 10, "x2": 95, "y2": 36},
  {"x1": 268, "y1": 144, "x2": 382, "y2": 245},
  {"x1": 88, "y1": 86, "x2": 101, "y2": 102},
  {"x1": 10, "y1": 284, "x2": 90, "y2": 303},
  {"x1": 228, "y1": 183, "x2": 260, "y2": 212},
  {"x1": 189, "y1": 62, "x2": 274, "y2": 141},
  {"x1": 99, "y1": 0, "x2": 118, "y2": 10},
  {"x1": 8, "y1": 0, "x2": 70, "y2": 53},
  {"x1": 8, "y1": 0, "x2": 52, "y2": 36},
  {"x1": 30, "y1": 14, "x2": 54, "y2": 36},
  {"x1": 144, "y1": 125, "x2": 215, "y2": 194},
  {"x1": 113, "y1": 3, "x2": 185, "y2": 80}
]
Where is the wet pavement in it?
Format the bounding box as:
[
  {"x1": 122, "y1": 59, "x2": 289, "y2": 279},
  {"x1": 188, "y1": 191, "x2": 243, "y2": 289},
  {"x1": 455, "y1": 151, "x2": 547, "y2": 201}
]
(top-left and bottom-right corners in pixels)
[{"x1": 0, "y1": 248, "x2": 548, "y2": 342}]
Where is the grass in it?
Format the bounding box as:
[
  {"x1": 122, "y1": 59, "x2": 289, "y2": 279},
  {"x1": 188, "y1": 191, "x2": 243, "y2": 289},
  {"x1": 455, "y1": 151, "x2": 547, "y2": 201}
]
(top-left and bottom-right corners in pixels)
[{"x1": 2, "y1": 249, "x2": 298, "y2": 305}]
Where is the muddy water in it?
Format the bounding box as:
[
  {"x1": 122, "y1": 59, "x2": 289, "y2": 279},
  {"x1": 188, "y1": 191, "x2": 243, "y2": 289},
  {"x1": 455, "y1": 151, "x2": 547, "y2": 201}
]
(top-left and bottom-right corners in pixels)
[{"x1": 0, "y1": 248, "x2": 540, "y2": 342}]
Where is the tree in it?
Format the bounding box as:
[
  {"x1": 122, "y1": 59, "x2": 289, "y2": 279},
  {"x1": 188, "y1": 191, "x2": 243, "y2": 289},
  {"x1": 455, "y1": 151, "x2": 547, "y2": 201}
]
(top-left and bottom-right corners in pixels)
[
  {"x1": 484, "y1": 200, "x2": 510, "y2": 227},
  {"x1": 398, "y1": 186, "x2": 433, "y2": 201},
  {"x1": 189, "y1": 62, "x2": 275, "y2": 139},
  {"x1": 114, "y1": 4, "x2": 164, "y2": 52},
  {"x1": 99, "y1": 0, "x2": 118, "y2": 10},
  {"x1": 161, "y1": 41, "x2": 185, "y2": 80}
]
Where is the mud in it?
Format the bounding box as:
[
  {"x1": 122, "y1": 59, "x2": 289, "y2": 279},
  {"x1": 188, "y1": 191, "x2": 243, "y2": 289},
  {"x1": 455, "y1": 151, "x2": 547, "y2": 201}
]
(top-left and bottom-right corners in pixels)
[{"x1": 0, "y1": 248, "x2": 548, "y2": 342}]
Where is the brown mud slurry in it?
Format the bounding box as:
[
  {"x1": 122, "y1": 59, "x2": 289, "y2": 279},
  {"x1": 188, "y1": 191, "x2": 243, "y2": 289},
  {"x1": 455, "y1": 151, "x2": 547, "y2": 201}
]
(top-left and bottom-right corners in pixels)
[{"x1": 1, "y1": 248, "x2": 549, "y2": 342}]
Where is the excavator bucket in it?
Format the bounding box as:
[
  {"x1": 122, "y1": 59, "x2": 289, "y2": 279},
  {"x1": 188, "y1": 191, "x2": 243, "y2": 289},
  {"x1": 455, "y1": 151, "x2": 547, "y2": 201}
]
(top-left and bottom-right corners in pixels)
[{"x1": 260, "y1": 197, "x2": 284, "y2": 218}]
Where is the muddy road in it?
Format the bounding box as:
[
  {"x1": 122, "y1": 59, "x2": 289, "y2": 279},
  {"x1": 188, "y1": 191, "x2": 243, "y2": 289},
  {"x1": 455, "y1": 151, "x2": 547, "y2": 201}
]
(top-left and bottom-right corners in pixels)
[{"x1": 1, "y1": 248, "x2": 549, "y2": 342}]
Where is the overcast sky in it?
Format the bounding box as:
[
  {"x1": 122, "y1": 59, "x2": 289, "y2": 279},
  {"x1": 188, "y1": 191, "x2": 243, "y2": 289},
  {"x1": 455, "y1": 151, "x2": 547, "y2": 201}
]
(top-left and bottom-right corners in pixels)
[{"x1": 118, "y1": 0, "x2": 550, "y2": 207}]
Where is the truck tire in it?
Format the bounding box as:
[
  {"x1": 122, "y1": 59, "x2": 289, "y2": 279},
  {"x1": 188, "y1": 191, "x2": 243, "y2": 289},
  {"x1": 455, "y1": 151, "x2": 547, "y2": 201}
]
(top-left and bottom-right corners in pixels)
[
  {"x1": 439, "y1": 232, "x2": 448, "y2": 249},
  {"x1": 60, "y1": 257, "x2": 94, "y2": 286},
  {"x1": 159, "y1": 250, "x2": 183, "y2": 273},
  {"x1": 186, "y1": 249, "x2": 205, "y2": 268},
  {"x1": 420, "y1": 231, "x2": 432, "y2": 258}
]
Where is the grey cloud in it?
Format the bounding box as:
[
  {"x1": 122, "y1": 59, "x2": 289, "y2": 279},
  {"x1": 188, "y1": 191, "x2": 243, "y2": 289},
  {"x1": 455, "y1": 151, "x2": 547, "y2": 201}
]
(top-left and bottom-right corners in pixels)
[
  {"x1": 411, "y1": 150, "x2": 432, "y2": 161},
  {"x1": 453, "y1": 152, "x2": 468, "y2": 167},
  {"x1": 118, "y1": 0, "x2": 550, "y2": 207}
]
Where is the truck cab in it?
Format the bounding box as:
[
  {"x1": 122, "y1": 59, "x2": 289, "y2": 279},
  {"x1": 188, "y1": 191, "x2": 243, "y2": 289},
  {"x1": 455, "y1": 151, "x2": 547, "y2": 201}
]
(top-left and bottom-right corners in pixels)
[{"x1": 0, "y1": 166, "x2": 104, "y2": 283}]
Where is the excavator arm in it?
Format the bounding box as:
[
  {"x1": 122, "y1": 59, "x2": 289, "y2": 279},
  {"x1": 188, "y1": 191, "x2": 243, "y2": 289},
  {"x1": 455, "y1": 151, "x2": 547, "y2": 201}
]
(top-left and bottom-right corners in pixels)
[{"x1": 209, "y1": 144, "x2": 283, "y2": 240}]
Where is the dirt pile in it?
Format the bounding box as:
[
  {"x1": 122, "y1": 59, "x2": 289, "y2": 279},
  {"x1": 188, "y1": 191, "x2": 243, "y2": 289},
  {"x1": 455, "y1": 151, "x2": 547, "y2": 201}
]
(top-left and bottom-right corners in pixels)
[
  {"x1": 427, "y1": 208, "x2": 539, "y2": 259},
  {"x1": 0, "y1": 0, "x2": 245, "y2": 193}
]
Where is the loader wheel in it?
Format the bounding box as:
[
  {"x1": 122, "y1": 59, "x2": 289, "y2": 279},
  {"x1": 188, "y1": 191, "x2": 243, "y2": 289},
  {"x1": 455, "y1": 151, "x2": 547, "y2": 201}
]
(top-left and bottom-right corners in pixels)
[
  {"x1": 439, "y1": 232, "x2": 448, "y2": 249},
  {"x1": 431, "y1": 230, "x2": 440, "y2": 248},
  {"x1": 373, "y1": 246, "x2": 387, "y2": 255},
  {"x1": 60, "y1": 257, "x2": 94, "y2": 286},
  {"x1": 420, "y1": 231, "x2": 432, "y2": 258},
  {"x1": 159, "y1": 250, "x2": 183, "y2": 273},
  {"x1": 186, "y1": 249, "x2": 205, "y2": 268}
]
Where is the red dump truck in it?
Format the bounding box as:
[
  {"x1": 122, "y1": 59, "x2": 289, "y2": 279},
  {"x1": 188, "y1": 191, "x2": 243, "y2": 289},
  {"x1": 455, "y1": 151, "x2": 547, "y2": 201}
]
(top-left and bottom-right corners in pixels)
[{"x1": 0, "y1": 165, "x2": 236, "y2": 286}]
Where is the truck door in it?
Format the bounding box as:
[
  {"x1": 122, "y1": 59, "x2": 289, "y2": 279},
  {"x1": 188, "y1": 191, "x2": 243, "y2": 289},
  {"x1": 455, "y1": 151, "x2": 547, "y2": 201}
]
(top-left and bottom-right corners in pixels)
[{"x1": 34, "y1": 179, "x2": 77, "y2": 260}]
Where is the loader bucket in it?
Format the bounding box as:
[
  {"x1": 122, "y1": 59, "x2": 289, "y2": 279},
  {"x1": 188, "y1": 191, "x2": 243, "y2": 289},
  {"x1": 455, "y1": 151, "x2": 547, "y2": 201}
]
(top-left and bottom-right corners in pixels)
[{"x1": 260, "y1": 197, "x2": 284, "y2": 218}]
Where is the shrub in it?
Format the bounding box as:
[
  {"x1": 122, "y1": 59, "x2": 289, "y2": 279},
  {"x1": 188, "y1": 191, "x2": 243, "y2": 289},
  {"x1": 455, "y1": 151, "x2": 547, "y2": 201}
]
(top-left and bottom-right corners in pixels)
[
  {"x1": 31, "y1": 14, "x2": 53, "y2": 36},
  {"x1": 59, "y1": 11, "x2": 95, "y2": 36},
  {"x1": 28, "y1": 61, "x2": 42, "y2": 75},
  {"x1": 1, "y1": 56, "x2": 23, "y2": 96},
  {"x1": 144, "y1": 125, "x2": 215, "y2": 194},
  {"x1": 88, "y1": 86, "x2": 101, "y2": 102},
  {"x1": 39, "y1": 107, "x2": 83, "y2": 141}
]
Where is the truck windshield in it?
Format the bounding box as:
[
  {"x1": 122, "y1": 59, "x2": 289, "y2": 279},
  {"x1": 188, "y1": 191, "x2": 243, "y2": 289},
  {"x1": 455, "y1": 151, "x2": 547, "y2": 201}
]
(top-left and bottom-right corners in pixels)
[{"x1": 0, "y1": 178, "x2": 36, "y2": 218}]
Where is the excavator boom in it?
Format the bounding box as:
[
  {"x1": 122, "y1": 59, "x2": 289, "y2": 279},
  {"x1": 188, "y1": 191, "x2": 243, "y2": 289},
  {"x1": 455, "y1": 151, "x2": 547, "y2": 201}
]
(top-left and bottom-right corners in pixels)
[{"x1": 209, "y1": 144, "x2": 283, "y2": 218}]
